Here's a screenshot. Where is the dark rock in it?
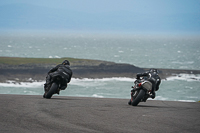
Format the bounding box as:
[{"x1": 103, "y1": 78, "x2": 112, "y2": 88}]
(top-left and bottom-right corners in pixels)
[{"x1": 0, "y1": 62, "x2": 200, "y2": 83}]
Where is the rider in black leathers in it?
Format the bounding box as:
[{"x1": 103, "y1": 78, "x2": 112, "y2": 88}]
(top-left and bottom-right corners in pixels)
[
  {"x1": 136, "y1": 69, "x2": 161, "y2": 99},
  {"x1": 43, "y1": 60, "x2": 73, "y2": 97}
]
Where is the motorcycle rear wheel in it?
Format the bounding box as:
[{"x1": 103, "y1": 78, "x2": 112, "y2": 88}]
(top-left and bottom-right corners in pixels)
[
  {"x1": 45, "y1": 83, "x2": 58, "y2": 99},
  {"x1": 131, "y1": 89, "x2": 145, "y2": 106}
]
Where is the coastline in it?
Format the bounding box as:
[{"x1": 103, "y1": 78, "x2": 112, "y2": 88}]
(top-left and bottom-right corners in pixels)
[{"x1": 1, "y1": 57, "x2": 200, "y2": 83}]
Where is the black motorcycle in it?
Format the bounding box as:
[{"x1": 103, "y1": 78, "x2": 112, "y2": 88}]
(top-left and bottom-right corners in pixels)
[
  {"x1": 128, "y1": 78, "x2": 154, "y2": 106},
  {"x1": 43, "y1": 76, "x2": 65, "y2": 99}
]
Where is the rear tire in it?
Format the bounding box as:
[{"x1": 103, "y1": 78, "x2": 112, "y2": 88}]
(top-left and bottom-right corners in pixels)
[
  {"x1": 131, "y1": 89, "x2": 145, "y2": 106},
  {"x1": 45, "y1": 83, "x2": 58, "y2": 99}
]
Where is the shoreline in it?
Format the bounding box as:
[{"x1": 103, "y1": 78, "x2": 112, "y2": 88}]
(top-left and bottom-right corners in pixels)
[
  {"x1": 1, "y1": 56, "x2": 200, "y2": 83},
  {"x1": 1, "y1": 73, "x2": 200, "y2": 84}
]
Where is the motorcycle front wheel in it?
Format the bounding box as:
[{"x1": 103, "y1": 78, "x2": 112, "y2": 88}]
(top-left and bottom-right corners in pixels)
[
  {"x1": 45, "y1": 83, "x2": 58, "y2": 99},
  {"x1": 131, "y1": 89, "x2": 145, "y2": 106}
]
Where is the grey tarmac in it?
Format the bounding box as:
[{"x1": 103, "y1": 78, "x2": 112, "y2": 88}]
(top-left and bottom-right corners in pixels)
[{"x1": 0, "y1": 94, "x2": 199, "y2": 133}]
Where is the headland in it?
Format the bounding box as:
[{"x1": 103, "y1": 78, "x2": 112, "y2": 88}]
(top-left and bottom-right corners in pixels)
[{"x1": 0, "y1": 56, "x2": 200, "y2": 82}]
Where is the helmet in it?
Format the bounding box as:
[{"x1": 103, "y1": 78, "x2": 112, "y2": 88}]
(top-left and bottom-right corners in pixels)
[
  {"x1": 149, "y1": 69, "x2": 159, "y2": 73},
  {"x1": 62, "y1": 60, "x2": 70, "y2": 65}
]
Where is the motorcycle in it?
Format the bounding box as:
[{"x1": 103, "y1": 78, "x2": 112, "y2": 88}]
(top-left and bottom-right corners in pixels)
[
  {"x1": 43, "y1": 76, "x2": 65, "y2": 99},
  {"x1": 128, "y1": 78, "x2": 154, "y2": 106}
]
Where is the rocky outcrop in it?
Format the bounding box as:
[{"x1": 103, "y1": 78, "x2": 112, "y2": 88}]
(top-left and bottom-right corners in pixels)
[
  {"x1": 0, "y1": 62, "x2": 145, "y2": 82},
  {"x1": 71, "y1": 63, "x2": 145, "y2": 78},
  {"x1": 0, "y1": 58, "x2": 200, "y2": 82}
]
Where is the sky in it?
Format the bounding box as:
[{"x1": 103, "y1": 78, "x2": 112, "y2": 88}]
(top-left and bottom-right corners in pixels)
[
  {"x1": 1, "y1": 0, "x2": 199, "y2": 13},
  {"x1": 0, "y1": 0, "x2": 200, "y2": 35}
]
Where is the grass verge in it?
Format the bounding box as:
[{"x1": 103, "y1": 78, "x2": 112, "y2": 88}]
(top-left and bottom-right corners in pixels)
[{"x1": 0, "y1": 56, "x2": 111, "y2": 66}]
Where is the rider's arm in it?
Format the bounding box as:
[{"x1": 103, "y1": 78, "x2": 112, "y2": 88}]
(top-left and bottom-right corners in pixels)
[
  {"x1": 48, "y1": 64, "x2": 61, "y2": 74},
  {"x1": 136, "y1": 72, "x2": 148, "y2": 79},
  {"x1": 68, "y1": 71, "x2": 73, "y2": 83}
]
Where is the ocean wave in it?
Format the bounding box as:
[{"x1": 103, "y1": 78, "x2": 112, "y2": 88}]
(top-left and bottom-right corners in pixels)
[
  {"x1": 92, "y1": 94, "x2": 104, "y2": 98},
  {"x1": 177, "y1": 100, "x2": 196, "y2": 102},
  {"x1": 70, "y1": 77, "x2": 134, "y2": 87},
  {"x1": 155, "y1": 96, "x2": 196, "y2": 102},
  {"x1": 166, "y1": 74, "x2": 200, "y2": 81},
  {"x1": 1, "y1": 74, "x2": 199, "y2": 88},
  {"x1": 71, "y1": 77, "x2": 134, "y2": 82},
  {"x1": 154, "y1": 96, "x2": 168, "y2": 101},
  {"x1": 0, "y1": 77, "x2": 134, "y2": 87},
  {"x1": 0, "y1": 80, "x2": 44, "y2": 88}
]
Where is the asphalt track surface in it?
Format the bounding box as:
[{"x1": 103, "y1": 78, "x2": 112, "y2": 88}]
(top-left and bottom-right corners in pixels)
[{"x1": 0, "y1": 94, "x2": 200, "y2": 133}]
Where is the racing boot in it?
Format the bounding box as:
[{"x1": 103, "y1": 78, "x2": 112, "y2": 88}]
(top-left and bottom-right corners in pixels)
[
  {"x1": 150, "y1": 92, "x2": 156, "y2": 99},
  {"x1": 43, "y1": 83, "x2": 51, "y2": 98},
  {"x1": 55, "y1": 89, "x2": 60, "y2": 95}
]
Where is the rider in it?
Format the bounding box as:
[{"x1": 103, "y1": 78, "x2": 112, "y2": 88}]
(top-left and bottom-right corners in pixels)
[
  {"x1": 43, "y1": 60, "x2": 73, "y2": 97},
  {"x1": 136, "y1": 69, "x2": 161, "y2": 99}
]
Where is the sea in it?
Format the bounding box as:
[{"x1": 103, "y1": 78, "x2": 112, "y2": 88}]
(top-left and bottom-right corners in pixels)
[{"x1": 0, "y1": 32, "x2": 200, "y2": 102}]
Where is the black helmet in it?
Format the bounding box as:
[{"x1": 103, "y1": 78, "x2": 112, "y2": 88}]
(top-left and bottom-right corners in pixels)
[
  {"x1": 149, "y1": 68, "x2": 159, "y2": 73},
  {"x1": 62, "y1": 60, "x2": 70, "y2": 65}
]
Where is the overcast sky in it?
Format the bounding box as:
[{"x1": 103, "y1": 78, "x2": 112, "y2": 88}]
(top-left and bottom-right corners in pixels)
[
  {"x1": 1, "y1": 0, "x2": 199, "y2": 13},
  {"x1": 0, "y1": 0, "x2": 200, "y2": 34}
]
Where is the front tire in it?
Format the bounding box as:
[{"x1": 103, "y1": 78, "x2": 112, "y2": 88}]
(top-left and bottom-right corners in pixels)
[
  {"x1": 45, "y1": 83, "x2": 58, "y2": 99},
  {"x1": 128, "y1": 99, "x2": 131, "y2": 105},
  {"x1": 131, "y1": 89, "x2": 145, "y2": 106}
]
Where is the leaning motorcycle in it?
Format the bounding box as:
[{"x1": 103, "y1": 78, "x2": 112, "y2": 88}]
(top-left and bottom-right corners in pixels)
[
  {"x1": 128, "y1": 78, "x2": 154, "y2": 106},
  {"x1": 43, "y1": 76, "x2": 65, "y2": 99}
]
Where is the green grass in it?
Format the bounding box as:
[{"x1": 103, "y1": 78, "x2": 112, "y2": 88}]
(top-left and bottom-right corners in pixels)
[{"x1": 0, "y1": 57, "x2": 108, "y2": 66}]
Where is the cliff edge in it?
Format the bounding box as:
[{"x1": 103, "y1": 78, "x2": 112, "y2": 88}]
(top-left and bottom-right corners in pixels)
[{"x1": 0, "y1": 57, "x2": 200, "y2": 82}]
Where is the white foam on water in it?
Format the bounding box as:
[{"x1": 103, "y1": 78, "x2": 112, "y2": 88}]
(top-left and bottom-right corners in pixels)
[
  {"x1": 177, "y1": 100, "x2": 196, "y2": 102},
  {"x1": 92, "y1": 94, "x2": 104, "y2": 98},
  {"x1": 0, "y1": 77, "x2": 133, "y2": 88},
  {"x1": 0, "y1": 80, "x2": 44, "y2": 88},
  {"x1": 0, "y1": 77, "x2": 134, "y2": 88},
  {"x1": 154, "y1": 96, "x2": 168, "y2": 101},
  {"x1": 70, "y1": 77, "x2": 134, "y2": 87},
  {"x1": 71, "y1": 77, "x2": 134, "y2": 82},
  {"x1": 166, "y1": 74, "x2": 200, "y2": 81},
  {"x1": 0, "y1": 76, "x2": 199, "y2": 102},
  {"x1": 155, "y1": 96, "x2": 196, "y2": 102}
]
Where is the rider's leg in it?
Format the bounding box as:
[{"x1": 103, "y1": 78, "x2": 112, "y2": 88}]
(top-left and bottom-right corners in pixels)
[
  {"x1": 150, "y1": 80, "x2": 156, "y2": 99},
  {"x1": 43, "y1": 74, "x2": 52, "y2": 97}
]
